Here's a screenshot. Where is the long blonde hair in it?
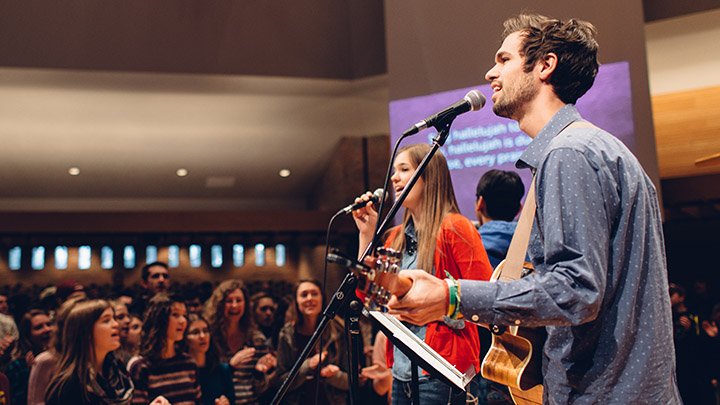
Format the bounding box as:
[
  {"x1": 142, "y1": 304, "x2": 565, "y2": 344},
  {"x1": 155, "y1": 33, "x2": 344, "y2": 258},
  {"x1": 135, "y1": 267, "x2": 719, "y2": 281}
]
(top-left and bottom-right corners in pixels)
[{"x1": 389, "y1": 143, "x2": 460, "y2": 273}]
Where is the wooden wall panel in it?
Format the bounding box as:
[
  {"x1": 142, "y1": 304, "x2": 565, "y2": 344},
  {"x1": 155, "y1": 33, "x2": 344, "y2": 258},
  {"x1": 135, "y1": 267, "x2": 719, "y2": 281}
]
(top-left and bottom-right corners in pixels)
[{"x1": 652, "y1": 86, "x2": 720, "y2": 178}]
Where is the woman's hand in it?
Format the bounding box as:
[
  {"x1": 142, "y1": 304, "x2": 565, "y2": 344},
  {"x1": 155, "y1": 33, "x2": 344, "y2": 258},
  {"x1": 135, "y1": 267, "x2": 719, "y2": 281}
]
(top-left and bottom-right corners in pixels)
[
  {"x1": 150, "y1": 396, "x2": 171, "y2": 405},
  {"x1": 306, "y1": 350, "x2": 327, "y2": 370},
  {"x1": 24, "y1": 350, "x2": 35, "y2": 366},
  {"x1": 360, "y1": 363, "x2": 391, "y2": 380},
  {"x1": 229, "y1": 347, "x2": 256, "y2": 368},
  {"x1": 351, "y1": 191, "x2": 379, "y2": 237},
  {"x1": 320, "y1": 364, "x2": 340, "y2": 378},
  {"x1": 702, "y1": 320, "x2": 718, "y2": 337},
  {"x1": 214, "y1": 395, "x2": 230, "y2": 405},
  {"x1": 255, "y1": 352, "x2": 277, "y2": 373}
]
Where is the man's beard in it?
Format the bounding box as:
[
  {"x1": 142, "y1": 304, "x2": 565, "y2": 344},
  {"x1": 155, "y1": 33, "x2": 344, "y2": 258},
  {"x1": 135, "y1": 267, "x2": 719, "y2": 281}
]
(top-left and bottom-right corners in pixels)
[{"x1": 492, "y1": 73, "x2": 537, "y2": 120}]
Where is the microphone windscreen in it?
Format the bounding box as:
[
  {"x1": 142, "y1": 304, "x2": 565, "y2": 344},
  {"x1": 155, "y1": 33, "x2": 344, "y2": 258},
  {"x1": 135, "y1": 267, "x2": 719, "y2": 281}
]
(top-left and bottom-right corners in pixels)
[
  {"x1": 465, "y1": 90, "x2": 486, "y2": 111},
  {"x1": 371, "y1": 188, "x2": 386, "y2": 203}
]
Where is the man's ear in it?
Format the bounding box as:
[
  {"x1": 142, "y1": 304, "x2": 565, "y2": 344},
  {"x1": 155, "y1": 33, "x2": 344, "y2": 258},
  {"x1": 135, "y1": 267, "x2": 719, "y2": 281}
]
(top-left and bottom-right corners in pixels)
[
  {"x1": 537, "y1": 52, "x2": 558, "y2": 82},
  {"x1": 475, "y1": 196, "x2": 486, "y2": 215}
]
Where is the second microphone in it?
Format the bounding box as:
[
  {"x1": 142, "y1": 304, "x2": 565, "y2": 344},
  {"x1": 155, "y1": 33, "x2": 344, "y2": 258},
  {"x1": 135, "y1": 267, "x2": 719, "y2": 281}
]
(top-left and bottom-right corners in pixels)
[{"x1": 340, "y1": 188, "x2": 386, "y2": 214}]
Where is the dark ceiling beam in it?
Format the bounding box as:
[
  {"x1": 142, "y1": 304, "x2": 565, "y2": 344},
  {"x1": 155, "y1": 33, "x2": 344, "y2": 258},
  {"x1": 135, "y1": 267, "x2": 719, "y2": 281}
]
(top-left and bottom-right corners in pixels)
[
  {"x1": 0, "y1": 0, "x2": 386, "y2": 79},
  {"x1": 643, "y1": 0, "x2": 720, "y2": 22}
]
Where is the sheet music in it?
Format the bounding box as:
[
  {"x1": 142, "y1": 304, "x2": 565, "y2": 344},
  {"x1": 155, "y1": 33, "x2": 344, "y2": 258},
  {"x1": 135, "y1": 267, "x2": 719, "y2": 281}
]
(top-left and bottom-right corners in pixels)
[{"x1": 365, "y1": 309, "x2": 475, "y2": 390}]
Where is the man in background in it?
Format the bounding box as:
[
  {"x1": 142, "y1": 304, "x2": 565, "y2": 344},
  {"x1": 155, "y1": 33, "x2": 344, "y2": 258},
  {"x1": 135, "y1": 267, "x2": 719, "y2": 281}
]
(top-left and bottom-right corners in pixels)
[
  {"x1": 131, "y1": 261, "x2": 171, "y2": 316},
  {"x1": 475, "y1": 169, "x2": 525, "y2": 268}
]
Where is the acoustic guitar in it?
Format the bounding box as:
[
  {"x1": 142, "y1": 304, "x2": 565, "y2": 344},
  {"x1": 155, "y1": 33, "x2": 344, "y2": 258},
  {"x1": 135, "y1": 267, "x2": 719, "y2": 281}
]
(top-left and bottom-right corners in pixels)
[
  {"x1": 480, "y1": 259, "x2": 544, "y2": 405},
  {"x1": 331, "y1": 247, "x2": 545, "y2": 404}
]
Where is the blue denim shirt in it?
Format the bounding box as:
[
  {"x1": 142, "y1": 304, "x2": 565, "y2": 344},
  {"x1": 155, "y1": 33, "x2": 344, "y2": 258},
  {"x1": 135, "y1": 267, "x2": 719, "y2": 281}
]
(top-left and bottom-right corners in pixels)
[
  {"x1": 392, "y1": 219, "x2": 429, "y2": 382},
  {"x1": 478, "y1": 220, "x2": 517, "y2": 269},
  {"x1": 459, "y1": 105, "x2": 681, "y2": 404}
]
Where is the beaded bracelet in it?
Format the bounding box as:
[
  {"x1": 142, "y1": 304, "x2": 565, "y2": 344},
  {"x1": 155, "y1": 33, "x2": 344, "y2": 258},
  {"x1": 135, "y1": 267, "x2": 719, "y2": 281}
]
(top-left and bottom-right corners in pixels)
[{"x1": 444, "y1": 271, "x2": 460, "y2": 319}]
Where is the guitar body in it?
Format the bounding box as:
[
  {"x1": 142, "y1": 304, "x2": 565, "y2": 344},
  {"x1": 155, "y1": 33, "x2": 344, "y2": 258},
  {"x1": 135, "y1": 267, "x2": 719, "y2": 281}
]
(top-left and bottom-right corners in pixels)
[{"x1": 480, "y1": 260, "x2": 545, "y2": 405}]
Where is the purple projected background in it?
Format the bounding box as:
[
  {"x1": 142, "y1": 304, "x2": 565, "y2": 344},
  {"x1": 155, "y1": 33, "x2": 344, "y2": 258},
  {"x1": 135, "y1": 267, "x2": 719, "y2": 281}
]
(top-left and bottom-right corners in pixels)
[{"x1": 388, "y1": 61, "x2": 634, "y2": 220}]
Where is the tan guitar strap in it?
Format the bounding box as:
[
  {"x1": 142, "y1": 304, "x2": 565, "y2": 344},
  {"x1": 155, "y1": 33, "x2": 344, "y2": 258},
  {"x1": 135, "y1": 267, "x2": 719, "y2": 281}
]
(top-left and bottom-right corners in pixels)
[
  {"x1": 496, "y1": 177, "x2": 535, "y2": 281},
  {"x1": 497, "y1": 120, "x2": 595, "y2": 281}
]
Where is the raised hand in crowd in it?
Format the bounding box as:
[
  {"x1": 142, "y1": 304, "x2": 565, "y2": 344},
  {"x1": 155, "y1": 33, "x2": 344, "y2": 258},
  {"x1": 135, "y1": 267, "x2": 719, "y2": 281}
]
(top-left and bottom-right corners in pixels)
[
  {"x1": 149, "y1": 395, "x2": 171, "y2": 405},
  {"x1": 229, "y1": 346, "x2": 256, "y2": 367},
  {"x1": 255, "y1": 352, "x2": 277, "y2": 373},
  {"x1": 702, "y1": 319, "x2": 718, "y2": 337},
  {"x1": 214, "y1": 395, "x2": 231, "y2": 405}
]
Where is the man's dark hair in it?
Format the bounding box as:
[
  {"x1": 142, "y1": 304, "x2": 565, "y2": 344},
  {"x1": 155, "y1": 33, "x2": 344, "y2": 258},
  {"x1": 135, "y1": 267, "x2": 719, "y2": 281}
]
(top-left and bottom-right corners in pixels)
[
  {"x1": 669, "y1": 283, "x2": 686, "y2": 298},
  {"x1": 476, "y1": 170, "x2": 525, "y2": 221},
  {"x1": 141, "y1": 261, "x2": 169, "y2": 282},
  {"x1": 502, "y1": 14, "x2": 599, "y2": 104}
]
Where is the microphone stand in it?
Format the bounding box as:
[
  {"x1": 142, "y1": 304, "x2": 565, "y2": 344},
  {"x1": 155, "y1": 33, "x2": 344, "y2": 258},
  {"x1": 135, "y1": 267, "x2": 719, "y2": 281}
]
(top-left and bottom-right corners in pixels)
[{"x1": 271, "y1": 117, "x2": 456, "y2": 405}]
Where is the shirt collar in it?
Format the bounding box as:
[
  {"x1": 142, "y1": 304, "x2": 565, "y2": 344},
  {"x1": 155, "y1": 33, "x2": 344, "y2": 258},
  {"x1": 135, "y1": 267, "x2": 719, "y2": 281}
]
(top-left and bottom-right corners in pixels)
[
  {"x1": 404, "y1": 218, "x2": 418, "y2": 256},
  {"x1": 516, "y1": 104, "x2": 581, "y2": 170}
]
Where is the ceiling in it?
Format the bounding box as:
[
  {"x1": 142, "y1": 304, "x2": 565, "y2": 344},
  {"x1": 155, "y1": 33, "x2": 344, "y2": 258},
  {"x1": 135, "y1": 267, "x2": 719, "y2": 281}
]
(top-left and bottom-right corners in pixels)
[
  {"x1": 0, "y1": 0, "x2": 387, "y2": 212},
  {"x1": 0, "y1": 1, "x2": 716, "y2": 213}
]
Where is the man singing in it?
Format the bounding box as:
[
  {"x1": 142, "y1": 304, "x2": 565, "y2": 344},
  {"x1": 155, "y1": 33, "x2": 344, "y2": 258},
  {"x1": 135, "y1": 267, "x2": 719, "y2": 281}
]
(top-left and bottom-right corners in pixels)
[{"x1": 389, "y1": 14, "x2": 681, "y2": 404}]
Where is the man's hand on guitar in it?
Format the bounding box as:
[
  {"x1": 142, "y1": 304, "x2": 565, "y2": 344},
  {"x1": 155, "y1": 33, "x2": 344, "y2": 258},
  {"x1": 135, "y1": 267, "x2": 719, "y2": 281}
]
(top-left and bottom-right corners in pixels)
[{"x1": 387, "y1": 269, "x2": 447, "y2": 325}]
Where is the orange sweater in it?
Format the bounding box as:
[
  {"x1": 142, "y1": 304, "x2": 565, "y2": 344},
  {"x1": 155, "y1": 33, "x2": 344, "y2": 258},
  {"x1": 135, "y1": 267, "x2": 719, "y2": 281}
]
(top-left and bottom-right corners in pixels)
[{"x1": 385, "y1": 213, "x2": 493, "y2": 375}]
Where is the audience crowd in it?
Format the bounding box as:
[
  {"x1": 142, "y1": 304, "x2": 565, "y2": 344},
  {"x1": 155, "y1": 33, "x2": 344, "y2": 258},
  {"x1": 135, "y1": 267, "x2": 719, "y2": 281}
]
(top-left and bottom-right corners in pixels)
[
  {"x1": 0, "y1": 262, "x2": 392, "y2": 404},
  {"x1": 0, "y1": 260, "x2": 717, "y2": 404}
]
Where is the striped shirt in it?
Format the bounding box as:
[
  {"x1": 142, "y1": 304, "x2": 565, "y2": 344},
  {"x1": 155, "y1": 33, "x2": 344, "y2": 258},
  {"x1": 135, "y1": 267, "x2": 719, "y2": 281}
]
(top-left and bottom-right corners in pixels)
[
  {"x1": 129, "y1": 353, "x2": 201, "y2": 404},
  {"x1": 227, "y1": 330, "x2": 271, "y2": 405}
]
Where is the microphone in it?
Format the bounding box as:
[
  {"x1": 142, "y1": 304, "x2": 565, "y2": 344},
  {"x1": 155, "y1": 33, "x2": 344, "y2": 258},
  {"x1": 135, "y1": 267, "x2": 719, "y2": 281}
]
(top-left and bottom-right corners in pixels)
[
  {"x1": 402, "y1": 90, "x2": 486, "y2": 136},
  {"x1": 341, "y1": 188, "x2": 385, "y2": 214}
]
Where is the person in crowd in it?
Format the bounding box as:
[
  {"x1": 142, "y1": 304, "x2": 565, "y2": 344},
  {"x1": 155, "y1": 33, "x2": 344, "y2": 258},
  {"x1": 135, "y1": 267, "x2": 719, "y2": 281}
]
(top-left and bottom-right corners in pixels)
[
  {"x1": 670, "y1": 283, "x2": 698, "y2": 340},
  {"x1": 123, "y1": 314, "x2": 143, "y2": 361},
  {"x1": 183, "y1": 313, "x2": 234, "y2": 405},
  {"x1": 55, "y1": 280, "x2": 87, "y2": 304},
  {"x1": 0, "y1": 293, "x2": 18, "y2": 365},
  {"x1": 45, "y1": 300, "x2": 137, "y2": 404},
  {"x1": 275, "y1": 279, "x2": 349, "y2": 405},
  {"x1": 130, "y1": 262, "x2": 171, "y2": 316},
  {"x1": 700, "y1": 304, "x2": 720, "y2": 403},
  {"x1": 360, "y1": 331, "x2": 392, "y2": 404},
  {"x1": 6, "y1": 309, "x2": 55, "y2": 405},
  {"x1": 0, "y1": 294, "x2": 9, "y2": 316},
  {"x1": 204, "y1": 279, "x2": 276, "y2": 404},
  {"x1": 116, "y1": 289, "x2": 135, "y2": 310},
  {"x1": 670, "y1": 282, "x2": 708, "y2": 403},
  {"x1": 474, "y1": 169, "x2": 526, "y2": 404},
  {"x1": 142, "y1": 262, "x2": 171, "y2": 295},
  {"x1": 27, "y1": 297, "x2": 84, "y2": 405},
  {"x1": 129, "y1": 294, "x2": 201, "y2": 404},
  {"x1": 352, "y1": 142, "x2": 492, "y2": 404},
  {"x1": 110, "y1": 300, "x2": 133, "y2": 366},
  {"x1": 474, "y1": 169, "x2": 525, "y2": 268},
  {"x1": 387, "y1": 13, "x2": 681, "y2": 403},
  {"x1": 250, "y1": 292, "x2": 280, "y2": 350},
  {"x1": 185, "y1": 291, "x2": 205, "y2": 317},
  {"x1": 687, "y1": 279, "x2": 715, "y2": 320}
]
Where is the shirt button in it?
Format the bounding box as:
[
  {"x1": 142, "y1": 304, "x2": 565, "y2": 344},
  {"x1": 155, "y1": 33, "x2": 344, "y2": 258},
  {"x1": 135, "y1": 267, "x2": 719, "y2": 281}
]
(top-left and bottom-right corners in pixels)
[
  {"x1": 514, "y1": 319, "x2": 521, "y2": 325},
  {"x1": 471, "y1": 315, "x2": 479, "y2": 322}
]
